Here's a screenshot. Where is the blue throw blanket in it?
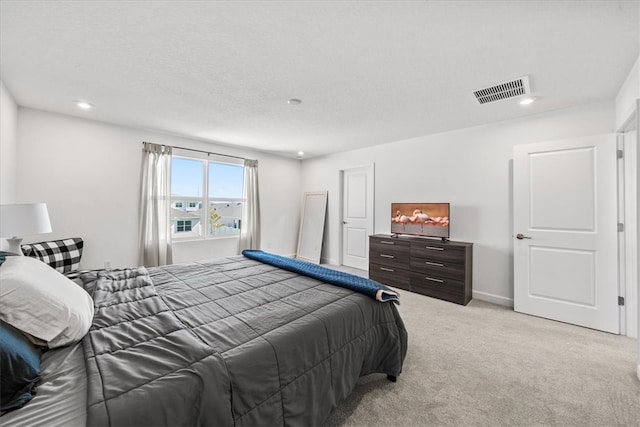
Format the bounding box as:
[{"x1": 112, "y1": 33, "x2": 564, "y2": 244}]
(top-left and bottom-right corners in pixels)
[{"x1": 242, "y1": 250, "x2": 399, "y2": 303}]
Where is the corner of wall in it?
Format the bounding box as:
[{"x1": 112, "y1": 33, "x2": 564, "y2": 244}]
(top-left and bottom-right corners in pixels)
[
  {"x1": 615, "y1": 55, "x2": 640, "y2": 130},
  {"x1": 0, "y1": 81, "x2": 18, "y2": 205},
  {"x1": 0, "y1": 81, "x2": 18, "y2": 251}
]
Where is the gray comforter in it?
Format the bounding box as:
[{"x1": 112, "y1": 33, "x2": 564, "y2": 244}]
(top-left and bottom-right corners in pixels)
[{"x1": 81, "y1": 256, "x2": 408, "y2": 426}]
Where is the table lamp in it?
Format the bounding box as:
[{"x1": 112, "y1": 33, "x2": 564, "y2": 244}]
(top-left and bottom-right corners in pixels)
[{"x1": 0, "y1": 203, "x2": 52, "y2": 255}]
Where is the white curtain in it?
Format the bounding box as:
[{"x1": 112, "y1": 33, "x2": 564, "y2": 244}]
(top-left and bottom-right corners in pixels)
[
  {"x1": 138, "y1": 143, "x2": 173, "y2": 266},
  {"x1": 239, "y1": 159, "x2": 260, "y2": 251}
]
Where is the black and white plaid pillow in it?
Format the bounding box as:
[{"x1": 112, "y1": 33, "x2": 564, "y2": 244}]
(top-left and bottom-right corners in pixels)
[{"x1": 21, "y1": 238, "x2": 84, "y2": 275}]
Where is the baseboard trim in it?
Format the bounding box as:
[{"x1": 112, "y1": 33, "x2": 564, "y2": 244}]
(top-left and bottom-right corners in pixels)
[
  {"x1": 320, "y1": 257, "x2": 338, "y2": 266},
  {"x1": 473, "y1": 290, "x2": 514, "y2": 307}
]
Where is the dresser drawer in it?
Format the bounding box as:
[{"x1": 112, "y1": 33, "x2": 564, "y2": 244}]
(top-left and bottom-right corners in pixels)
[
  {"x1": 370, "y1": 246, "x2": 410, "y2": 269},
  {"x1": 410, "y1": 272, "x2": 466, "y2": 304},
  {"x1": 371, "y1": 237, "x2": 409, "y2": 251},
  {"x1": 409, "y1": 257, "x2": 465, "y2": 280},
  {"x1": 410, "y1": 271, "x2": 464, "y2": 293},
  {"x1": 412, "y1": 282, "x2": 466, "y2": 305},
  {"x1": 369, "y1": 263, "x2": 410, "y2": 291},
  {"x1": 410, "y1": 241, "x2": 466, "y2": 264}
]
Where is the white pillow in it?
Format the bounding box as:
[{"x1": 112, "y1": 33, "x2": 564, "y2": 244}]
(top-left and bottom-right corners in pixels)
[{"x1": 0, "y1": 256, "x2": 94, "y2": 348}]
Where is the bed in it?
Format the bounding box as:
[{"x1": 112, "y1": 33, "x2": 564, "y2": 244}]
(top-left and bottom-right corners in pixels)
[{"x1": 0, "y1": 250, "x2": 408, "y2": 426}]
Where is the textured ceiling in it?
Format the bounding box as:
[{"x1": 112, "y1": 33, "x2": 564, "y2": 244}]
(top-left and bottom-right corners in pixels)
[{"x1": 1, "y1": 1, "x2": 638, "y2": 159}]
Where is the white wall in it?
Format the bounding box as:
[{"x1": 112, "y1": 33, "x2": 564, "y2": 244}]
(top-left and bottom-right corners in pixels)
[
  {"x1": 1, "y1": 81, "x2": 18, "y2": 205},
  {"x1": 301, "y1": 102, "x2": 615, "y2": 305},
  {"x1": 16, "y1": 108, "x2": 301, "y2": 269}
]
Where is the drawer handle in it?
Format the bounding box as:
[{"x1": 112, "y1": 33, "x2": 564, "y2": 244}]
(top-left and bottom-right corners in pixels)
[
  {"x1": 380, "y1": 254, "x2": 395, "y2": 259},
  {"x1": 380, "y1": 241, "x2": 395, "y2": 245},
  {"x1": 424, "y1": 276, "x2": 444, "y2": 283},
  {"x1": 380, "y1": 267, "x2": 395, "y2": 272},
  {"x1": 424, "y1": 261, "x2": 444, "y2": 267},
  {"x1": 425, "y1": 246, "x2": 444, "y2": 251}
]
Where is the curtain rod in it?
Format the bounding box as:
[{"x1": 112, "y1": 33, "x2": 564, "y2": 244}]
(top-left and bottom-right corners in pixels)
[{"x1": 142, "y1": 141, "x2": 250, "y2": 161}]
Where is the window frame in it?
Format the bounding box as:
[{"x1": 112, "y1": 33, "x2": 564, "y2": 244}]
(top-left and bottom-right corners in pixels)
[{"x1": 171, "y1": 153, "x2": 245, "y2": 241}]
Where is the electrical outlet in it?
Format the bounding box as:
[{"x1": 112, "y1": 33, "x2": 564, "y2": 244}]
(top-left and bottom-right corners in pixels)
[{"x1": 104, "y1": 260, "x2": 112, "y2": 269}]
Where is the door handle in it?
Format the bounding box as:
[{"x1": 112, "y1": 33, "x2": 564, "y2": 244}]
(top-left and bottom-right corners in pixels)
[
  {"x1": 342, "y1": 221, "x2": 348, "y2": 224},
  {"x1": 516, "y1": 233, "x2": 532, "y2": 240}
]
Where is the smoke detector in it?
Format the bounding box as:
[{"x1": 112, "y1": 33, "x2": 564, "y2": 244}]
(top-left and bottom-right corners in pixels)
[{"x1": 473, "y1": 76, "x2": 531, "y2": 104}]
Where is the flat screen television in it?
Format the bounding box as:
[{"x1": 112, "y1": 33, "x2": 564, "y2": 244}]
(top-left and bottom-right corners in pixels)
[{"x1": 391, "y1": 202, "x2": 450, "y2": 240}]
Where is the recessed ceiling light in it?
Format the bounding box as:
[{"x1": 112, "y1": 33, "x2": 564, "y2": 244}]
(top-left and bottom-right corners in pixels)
[
  {"x1": 297, "y1": 151, "x2": 304, "y2": 157},
  {"x1": 288, "y1": 98, "x2": 302, "y2": 105},
  {"x1": 76, "y1": 101, "x2": 93, "y2": 110},
  {"x1": 519, "y1": 97, "x2": 535, "y2": 106}
]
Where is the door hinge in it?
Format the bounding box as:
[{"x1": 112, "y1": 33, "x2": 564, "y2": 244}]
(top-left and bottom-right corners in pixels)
[
  {"x1": 617, "y1": 149, "x2": 624, "y2": 159},
  {"x1": 618, "y1": 296, "x2": 625, "y2": 306},
  {"x1": 618, "y1": 223, "x2": 624, "y2": 232}
]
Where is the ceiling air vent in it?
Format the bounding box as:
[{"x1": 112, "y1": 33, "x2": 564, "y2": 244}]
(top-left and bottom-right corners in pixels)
[{"x1": 473, "y1": 76, "x2": 531, "y2": 104}]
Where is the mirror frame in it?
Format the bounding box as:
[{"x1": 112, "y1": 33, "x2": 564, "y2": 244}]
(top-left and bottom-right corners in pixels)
[{"x1": 296, "y1": 191, "x2": 328, "y2": 264}]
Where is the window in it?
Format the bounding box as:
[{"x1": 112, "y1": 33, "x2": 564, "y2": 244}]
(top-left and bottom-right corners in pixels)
[{"x1": 171, "y1": 155, "x2": 244, "y2": 239}]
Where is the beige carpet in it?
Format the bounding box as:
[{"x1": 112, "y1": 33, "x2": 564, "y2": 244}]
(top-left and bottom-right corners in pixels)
[{"x1": 323, "y1": 271, "x2": 640, "y2": 426}]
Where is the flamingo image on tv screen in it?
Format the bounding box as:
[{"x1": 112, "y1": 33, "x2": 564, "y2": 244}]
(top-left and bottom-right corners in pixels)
[{"x1": 391, "y1": 202, "x2": 450, "y2": 238}]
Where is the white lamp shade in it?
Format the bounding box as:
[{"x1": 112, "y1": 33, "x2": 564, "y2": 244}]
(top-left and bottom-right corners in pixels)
[{"x1": 0, "y1": 203, "x2": 52, "y2": 238}]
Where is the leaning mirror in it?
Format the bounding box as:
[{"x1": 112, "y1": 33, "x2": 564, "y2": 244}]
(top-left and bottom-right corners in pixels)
[{"x1": 296, "y1": 191, "x2": 328, "y2": 264}]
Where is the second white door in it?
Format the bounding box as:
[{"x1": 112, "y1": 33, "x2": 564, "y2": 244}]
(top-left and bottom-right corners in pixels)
[{"x1": 341, "y1": 165, "x2": 374, "y2": 270}]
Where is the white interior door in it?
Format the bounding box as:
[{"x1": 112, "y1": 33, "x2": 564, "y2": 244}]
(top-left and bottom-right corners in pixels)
[
  {"x1": 513, "y1": 134, "x2": 619, "y2": 333},
  {"x1": 341, "y1": 165, "x2": 374, "y2": 270}
]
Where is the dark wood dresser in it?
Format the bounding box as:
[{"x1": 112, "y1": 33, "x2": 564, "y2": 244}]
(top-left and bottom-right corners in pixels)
[{"x1": 369, "y1": 234, "x2": 473, "y2": 305}]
